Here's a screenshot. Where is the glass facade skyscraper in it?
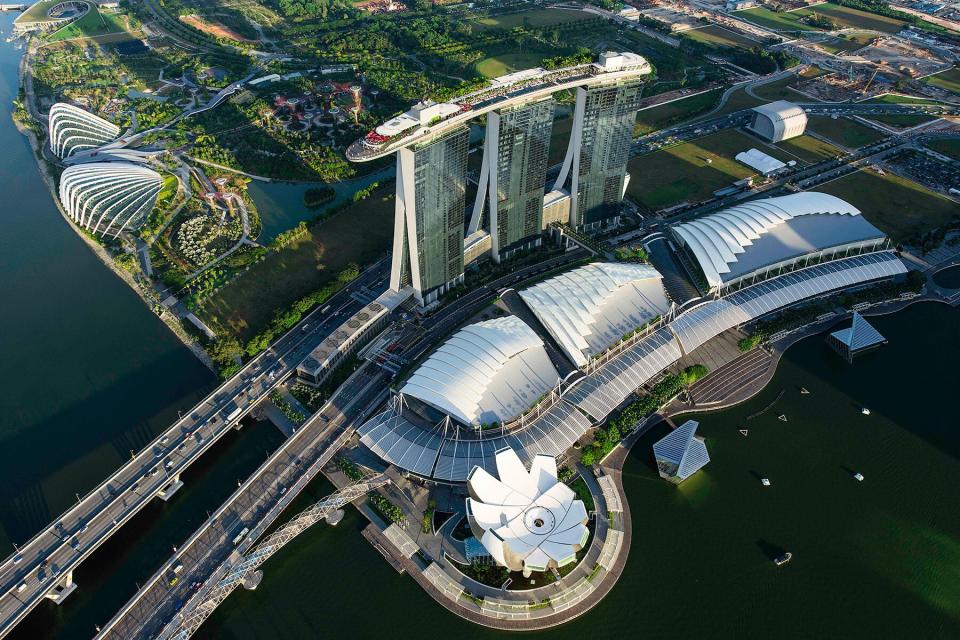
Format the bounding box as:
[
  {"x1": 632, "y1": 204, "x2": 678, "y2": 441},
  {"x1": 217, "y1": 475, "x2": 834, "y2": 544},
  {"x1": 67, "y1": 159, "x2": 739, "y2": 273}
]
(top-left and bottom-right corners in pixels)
[
  {"x1": 567, "y1": 80, "x2": 642, "y2": 228},
  {"x1": 391, "y1": 126, "x2": 469, "y2": 306}
]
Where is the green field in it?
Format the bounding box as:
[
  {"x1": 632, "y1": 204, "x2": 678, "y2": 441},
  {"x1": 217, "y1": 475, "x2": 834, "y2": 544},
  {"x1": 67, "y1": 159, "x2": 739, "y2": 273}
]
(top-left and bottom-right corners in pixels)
[
  {"x1": 922, "y1": 67, "x2": 960, "y2": 95},
  {"x1": 806, "y1": 115, "x2": 886, "y2": 149},
  {"x1": 475, "y1": 52, "x2": 546, "y2": 78},
  {"x1": 793, "y1": 3, "x2": 905, "y2": 33},
  {"x1": 816, "y1": 32, "x2": 875, "y2": 54},
  {"x1": 863, "y1": 113, "x2": 937, "y2": 128},
  {"x1": 15, "y1": 0, "x2": 62, "y2": 24},
  {"x1": 627, "y1": 128, "x2": 766, "y2": 210},
  {"x1": 634, "y1": 89, "x2": 723, "y2": 135},
  {"x1": 864, "y1": 93, "x2": 943, "y2": 105},
  {"x1": 682, "y1": 24, "x2": 760, "y2": 49},
  {"x1": 774, "y1": 134, "x2": 842, "y2": 163},
  {"x1": 708, "y1": 87, "x2": 764, "y2": 119},
  {"x1": 49, "y1": 7, "x2": 129, "y2": 42},
  {"x1": 199, "y1": 188, "x2": 395, "y2": 339},
  {"x1": 815, "y1": 169, "x2": 958, "y2": 243},
  {"x1": 925, "y1": 138, "x2": 960, "y2": 162},
  {"x1": 470, "y1": 8, "x2": 589, "y2": 31},
  {"x1": 734, "y1": 7, "x2": 818, "y2": 32}
]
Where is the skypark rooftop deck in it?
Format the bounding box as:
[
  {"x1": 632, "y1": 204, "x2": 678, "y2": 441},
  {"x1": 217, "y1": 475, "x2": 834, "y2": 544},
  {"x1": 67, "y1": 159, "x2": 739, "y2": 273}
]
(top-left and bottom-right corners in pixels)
[{"x1": 347, "y1": 52, "x2": 651, "y2": 162}]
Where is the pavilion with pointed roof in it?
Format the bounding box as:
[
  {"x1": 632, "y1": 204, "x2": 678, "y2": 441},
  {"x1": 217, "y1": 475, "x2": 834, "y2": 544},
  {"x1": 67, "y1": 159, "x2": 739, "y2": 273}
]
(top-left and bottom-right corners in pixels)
[
  {"x1": 827, "y1": 312, "x2": 887, "y2": 362},
  {"x1": 652, "y1": 420, "x2": 710, "y2": 484}
]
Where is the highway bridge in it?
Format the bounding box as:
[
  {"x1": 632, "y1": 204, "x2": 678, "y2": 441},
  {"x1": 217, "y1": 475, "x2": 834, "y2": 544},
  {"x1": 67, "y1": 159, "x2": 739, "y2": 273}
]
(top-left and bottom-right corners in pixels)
[{"x1": 0, "y1": 259, "x2": 389, "y2": 639}]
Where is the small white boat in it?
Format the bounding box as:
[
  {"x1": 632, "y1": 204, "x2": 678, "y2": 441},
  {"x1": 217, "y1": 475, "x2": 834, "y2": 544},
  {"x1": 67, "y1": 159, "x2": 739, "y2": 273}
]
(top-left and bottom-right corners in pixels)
[
  {"x1": 739, "y1": 429, "x2": 749, "y2": 436},
  {"x1": 854, "y1": 472, "x2": 865, "y2": 482},
  {"x1": 800, "y1": 387, "x2": 810, "y2": 395},
  {"x1": 774, "y1": 552, "x2": 793, "y2": 566},
  {"x1": 861, "y1": 408, "x2": 871, "y2": 415},
  {"x1": 761, "y1": 478, "x2": 771, "y2": 486},
  {"x1": 778, "y1": 414, "x2": 788, "y2": 422}
]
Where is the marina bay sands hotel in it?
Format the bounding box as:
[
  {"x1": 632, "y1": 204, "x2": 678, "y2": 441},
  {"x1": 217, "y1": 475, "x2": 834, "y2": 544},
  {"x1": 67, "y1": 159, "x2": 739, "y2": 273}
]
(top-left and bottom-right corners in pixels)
[{"x1": 347, "y1": 51, "x2": 652, "y2": 307}]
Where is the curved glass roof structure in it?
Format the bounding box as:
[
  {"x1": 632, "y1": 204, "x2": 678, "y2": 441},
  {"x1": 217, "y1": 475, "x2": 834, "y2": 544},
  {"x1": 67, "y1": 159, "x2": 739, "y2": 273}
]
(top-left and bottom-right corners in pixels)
[
  {"x1": 653, "y1": 420, "x2": 710, "y2": 481},
  {"x1": 401, "y1": 316, "x2": 560, "y2": 426},
  {"x1": 59, "y1": 163, "x2": 163, "y2": 237},
  {"x1": 466, "y1": 448, "x2": 589, "y2": 574},
  {"x1": 519, "y1": 262, "x2": 671, "y2": 367},
  {"x1": 671, "y1": 193, "x2": 886, "y2": 290},
  {"x1": 49, "y1": 103, "x2": 121, "y2": 159}
]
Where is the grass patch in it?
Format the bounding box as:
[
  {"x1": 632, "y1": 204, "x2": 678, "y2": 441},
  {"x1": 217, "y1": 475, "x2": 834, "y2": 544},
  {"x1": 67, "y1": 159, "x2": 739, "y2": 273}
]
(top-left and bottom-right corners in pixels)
[
  {"x1": 682, "y1": 24, "x2": 760, "y2": 49},
  {"x1": 925, "y1": 139, "x2": 960, "y2": 162},
  {"x1": 775, "y1": 134, "x2": 842, "y2": 163},
  {"x1": 634, "y1": 89, "x2": 722, "y2": 135},
  {"x1": 806, "y1": 115, "x2": 886, "y2": 148},
  {"x1": 922, "y1": 67, "x2": 960, "y2": 95},
  {"x1": 863, "y1": 113, "x2": 937, "y2": 128},
  {"x1": 815, "y1": 32, "x2": 875, "y2": 54},
  {"x1": 752, "y1": 76, "x2": 803, "y2": 102},
  {"x1": 814, "y1": 169, "x2": 957, "y2": 243},
  {"x1": 627, "y1": 128, "x2": 762, "y2": 210},
  {"x1": 864, "y1": 93, "x2": 943, "y2": 105},
  {"x1": 470, "y1": 8, "x2": 589, "y2": 30},
  {"x1": 15, "y1": 0, "x2": 63, "y2": 24},
  {"x1": 707, "y1": 87, "x2": 764, "y2": 119},
  {"x1": 49, "y1": 7, "x2": 129, "y2": 42},
  {"x1": 734, "y1": 7, "x2": 819, "y2": 31},
  {"x1": 793, "y1": 4, "x2": 905, "y2": 33},
  {"x1": 198, "y1": 187, "x2": 395, "y2": 340},
  {"x1": 475, "y1": 52, "x2": 546, "y2": 78}
]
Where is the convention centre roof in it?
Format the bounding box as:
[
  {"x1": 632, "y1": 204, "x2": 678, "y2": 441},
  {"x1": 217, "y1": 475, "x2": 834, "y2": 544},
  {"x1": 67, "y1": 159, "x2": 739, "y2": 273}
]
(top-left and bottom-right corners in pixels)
[
  {"x1": 466, "y1": 448, "x2": 589, "y2": 573},
  {"x1": 519, "y1": 262, "x2": 671, "y2": 368},
  {"x1": 671, "y1": 192, "x2": 887, "y2": 289},
  {"x1": 400, "y1": 316, "x2": 560, "y2": 426}
]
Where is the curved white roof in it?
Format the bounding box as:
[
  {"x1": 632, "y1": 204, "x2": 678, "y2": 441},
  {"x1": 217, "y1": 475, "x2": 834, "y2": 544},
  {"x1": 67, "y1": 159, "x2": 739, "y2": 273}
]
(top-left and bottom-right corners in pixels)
[
  {"x1": 466, "y1": 448, "x2": 588, "y2": 573},
  {"x1": 48, "y1": 103, "x2": 120, "y2": 159},
  {"x1": 519, "y1": 262, "x2": 671, "y2": 367},
  {"x1": 401, "y1": 316, "x2": 560, "y2": 426},
  {"x1": 59, "y1": 162, "x2": 163, "y2": 237},
  {"x1": 671, "y1": 192, "x2": 888, "y2": 289}
]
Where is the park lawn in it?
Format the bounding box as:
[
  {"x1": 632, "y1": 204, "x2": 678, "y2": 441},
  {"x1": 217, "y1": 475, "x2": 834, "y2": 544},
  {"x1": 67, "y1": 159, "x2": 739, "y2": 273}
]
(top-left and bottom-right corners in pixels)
[
  {"x1": 752, "y1": 76, "x2": 805, "y2": 101},
  {"x1": 814, "y1": 169, "x2": 958, "y2": 243},
  {"x1": 925, "y1": 138, "x2": 960, "y2": 161},
  {"x1": 774, "y1": 134, "x2": 842, "y2": 164},
  {"x1": 15, "y1": 0, "x2": 60, "y2": 24},
  {"x1": 734, "y1": 7, "x2": 818, "y2": 31},
  {"x1": 470, "y1": 8, "x2": 589, "y2": 30},
  {"x1": 793, "y1": 3, "x2": 905, "y2": 33},
  {"x1": 634, "y1": 89, "x2": 722, "y2": 135},
  {"x1": 864, "y1": 93, "x2": 943, "y2": 104},
  {"x1": 626, "y1": 128, "x2": 762, "y2": 210},
  {"x1": 198, "y1": 188, "x2": 395, "y2": 340},
  {"x1": 475, "y1": 53, "x2": 547, "y2": 78},
  {"x1": 922, "y1": 67, "x2": 960, "y2": 95},
  {"x1": 49, "y1": 8, "x2": 130, "y2": 41},
  {"x1": 862, "y1": 113, "x2": 937, "y2": 128},
  {"x1": 682, "y1": 24, "x2": 760, "y2": 49},
  {"x1": 805, "y1": 115, "x2": 886, "y2": 149},
  {"x1": 708, "y1": 87, "x2": 764, "y2": 119}
]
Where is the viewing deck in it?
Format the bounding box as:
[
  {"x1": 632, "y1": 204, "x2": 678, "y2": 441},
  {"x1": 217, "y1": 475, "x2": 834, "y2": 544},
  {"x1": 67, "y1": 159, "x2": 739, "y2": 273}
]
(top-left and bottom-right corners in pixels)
[{"x1": 346, "y1": 55, "x2": 651, "y2": 162}]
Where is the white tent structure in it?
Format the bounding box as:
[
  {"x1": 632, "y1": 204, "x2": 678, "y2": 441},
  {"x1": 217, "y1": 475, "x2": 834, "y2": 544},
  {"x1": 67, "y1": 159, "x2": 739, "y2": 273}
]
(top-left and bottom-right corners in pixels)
[
  {"x1": 519, "y1": 262, "x2": 671, "y2": 367},
  {"x1": 747, "y1": 101, "x2": 807, "y2": 142},
  {"x1": 400, "y1": 316, "x2": 560, "y2": 426},
  {"x1": 466, "y1": 448, "x2": 589, "y2": 576}
]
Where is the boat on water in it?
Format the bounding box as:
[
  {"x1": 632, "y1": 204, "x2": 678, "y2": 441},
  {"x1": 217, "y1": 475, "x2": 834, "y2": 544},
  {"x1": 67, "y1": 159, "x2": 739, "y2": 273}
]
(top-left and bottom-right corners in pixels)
[
  {"x1": 778, "y1": 414, "x2": 788, "y2": 422},
  {"x1": 761, "y1": 478, "x2": 771, "y2": 486},
  {"x1": 854, "y1": 472, "x2": 865, "y2": 482},
  {"x1": 861, "y1": 408, "x2": 871, "y2": 415},
  {"x1": 800, "y1": 387, "x2": 810, "y2": 394},
  {"x1": 774, "y1": 552, "x2": 793, "y2": 566},
  {"x1": 739, "y1": 429, "x2": 748, "y2": 436}
]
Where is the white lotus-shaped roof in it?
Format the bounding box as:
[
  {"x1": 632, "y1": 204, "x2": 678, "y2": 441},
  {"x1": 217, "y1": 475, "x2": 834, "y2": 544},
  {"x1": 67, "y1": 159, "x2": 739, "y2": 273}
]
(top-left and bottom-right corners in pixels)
[
  {"x1": 49, "y1": 103, "x2": 121, "y2": 159},
  {"x1": 519, "y1": 262, "x2": 670, "y2": 367},
  {"x1": 466, "y1": 449, "x2": 589, "y2": 574},
  {"x1": 401, "y1": 316, "x2": 559, "y2": 426}
]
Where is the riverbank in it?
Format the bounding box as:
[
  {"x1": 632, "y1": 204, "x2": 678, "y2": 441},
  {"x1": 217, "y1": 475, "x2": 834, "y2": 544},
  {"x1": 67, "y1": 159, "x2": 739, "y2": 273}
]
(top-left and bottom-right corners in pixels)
[{"x1": 14, "y1": 35, "x2": 215, "y2": 370}]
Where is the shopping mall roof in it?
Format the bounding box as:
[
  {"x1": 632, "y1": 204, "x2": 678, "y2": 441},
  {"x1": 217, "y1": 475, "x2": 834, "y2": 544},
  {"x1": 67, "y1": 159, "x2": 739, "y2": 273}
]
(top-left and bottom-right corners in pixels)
[
  {"x1": 519, "y1": 262, "x2": 671, "y2": 368},
  {"x1": 670, "y1": 192, "x2": 887, "y2": 289},
  {"x1": 400, "y1": 316, "x2": 560, "y2": 426}
]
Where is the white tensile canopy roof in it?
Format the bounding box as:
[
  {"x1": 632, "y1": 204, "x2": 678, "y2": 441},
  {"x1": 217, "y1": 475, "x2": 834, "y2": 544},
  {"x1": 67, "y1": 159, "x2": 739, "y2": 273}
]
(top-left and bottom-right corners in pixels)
[
  {"x1": 466, "y1": 448, "x2": 589, "y2": 574},
  {"x1": 519, "y1": 262, "x2": 671, "y2": 368},
  {"x1": 671, "y1": 192, "x2": 887, "y2": 289},
  {"x1": 400, "y1": 316, "x2": 560, "y2": 426}
]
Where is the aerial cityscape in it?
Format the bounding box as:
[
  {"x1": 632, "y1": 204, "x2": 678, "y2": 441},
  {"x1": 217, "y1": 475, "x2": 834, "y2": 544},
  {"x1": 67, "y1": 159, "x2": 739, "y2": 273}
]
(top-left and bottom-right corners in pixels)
[{"x1": 0, "y1": 0, "x2": 957, "y2": 638}]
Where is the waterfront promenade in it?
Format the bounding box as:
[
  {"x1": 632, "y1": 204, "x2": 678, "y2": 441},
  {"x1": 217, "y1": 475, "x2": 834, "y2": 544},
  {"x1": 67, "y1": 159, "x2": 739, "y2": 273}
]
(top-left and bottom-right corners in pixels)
[{"x1": 0, "y1": 259, "x2": 388, "y2": 639}]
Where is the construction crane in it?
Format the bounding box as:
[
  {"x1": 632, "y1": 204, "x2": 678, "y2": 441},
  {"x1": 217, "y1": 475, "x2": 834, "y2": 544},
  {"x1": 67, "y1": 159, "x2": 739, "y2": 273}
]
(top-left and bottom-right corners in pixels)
[{"x1": 862, "y1": 64, "x2": 882, "y2": 95}]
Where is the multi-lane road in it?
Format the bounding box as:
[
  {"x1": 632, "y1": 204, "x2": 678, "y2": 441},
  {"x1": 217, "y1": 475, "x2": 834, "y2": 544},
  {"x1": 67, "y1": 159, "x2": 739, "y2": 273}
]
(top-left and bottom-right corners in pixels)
[{"x1": 0, "y1": 259, "x2": 389, "y2": 638}]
